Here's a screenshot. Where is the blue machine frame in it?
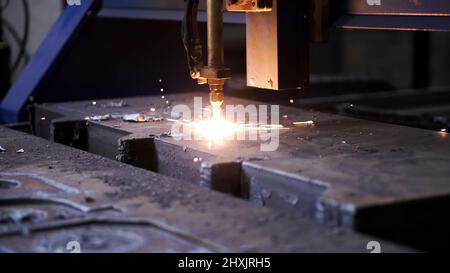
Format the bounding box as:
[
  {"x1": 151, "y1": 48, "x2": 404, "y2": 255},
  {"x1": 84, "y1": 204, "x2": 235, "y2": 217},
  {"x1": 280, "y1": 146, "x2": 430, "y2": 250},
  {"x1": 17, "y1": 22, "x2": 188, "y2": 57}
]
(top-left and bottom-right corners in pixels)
[{"x1": 0, "y1": 0, "x2": 101, "y2": 123}]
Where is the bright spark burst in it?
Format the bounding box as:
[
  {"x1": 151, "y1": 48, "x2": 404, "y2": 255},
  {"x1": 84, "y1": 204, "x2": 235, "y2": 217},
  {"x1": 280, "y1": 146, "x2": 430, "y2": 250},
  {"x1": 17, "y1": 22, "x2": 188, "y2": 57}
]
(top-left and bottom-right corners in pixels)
[{"x1": 168, "y1": 108, "x2": 287, "y2": 146}]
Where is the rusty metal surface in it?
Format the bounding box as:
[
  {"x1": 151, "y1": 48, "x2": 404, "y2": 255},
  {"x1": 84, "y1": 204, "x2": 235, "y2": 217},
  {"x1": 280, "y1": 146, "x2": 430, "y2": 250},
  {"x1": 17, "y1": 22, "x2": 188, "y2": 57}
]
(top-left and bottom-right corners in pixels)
[
  {"x1": 31, "y1": 92, "x2": 450, "y2": 251},
  {"x1": 0, "y1": 127, "x2": 409, "y2": 252}
]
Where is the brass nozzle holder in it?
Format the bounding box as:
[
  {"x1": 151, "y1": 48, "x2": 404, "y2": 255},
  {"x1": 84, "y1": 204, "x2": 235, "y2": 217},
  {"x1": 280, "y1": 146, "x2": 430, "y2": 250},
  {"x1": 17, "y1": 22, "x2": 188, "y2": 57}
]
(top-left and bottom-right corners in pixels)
[
  {"x1": 183, "y1": 0, "x2": 231, "y2": 105},
  {"x1": 208, "y1": 79, "x2": 225, "y2": 105}
]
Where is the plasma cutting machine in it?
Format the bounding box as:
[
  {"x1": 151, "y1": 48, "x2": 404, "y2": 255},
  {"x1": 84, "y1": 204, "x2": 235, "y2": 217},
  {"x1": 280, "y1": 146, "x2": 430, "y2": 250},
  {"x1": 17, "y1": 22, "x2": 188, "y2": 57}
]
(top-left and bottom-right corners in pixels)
[
  {"x1": 1, "y1": 0, "x2": 450, "y2": 123},
  {"x1": 182, "y1": 0, "x2": 450, "y2": 109}
]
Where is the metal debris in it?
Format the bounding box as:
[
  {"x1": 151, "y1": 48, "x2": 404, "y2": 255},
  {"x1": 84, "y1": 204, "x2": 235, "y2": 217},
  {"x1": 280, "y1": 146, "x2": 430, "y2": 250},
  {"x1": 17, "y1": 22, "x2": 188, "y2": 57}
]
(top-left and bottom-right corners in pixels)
[
  {"x1": 87, "y1": 114, "x2": 112, "y2": 122},
  {"x1": 293, "y1": 120, "x2": 315, "y2": 127},
  {"x1": 123, "y1": 113, "x2": 163, "y2": 123},
  {"x1": 0, "y1": 146, "x2": 5, "y2": 153},
  {"x1": 16, "y1": 149, "x2": 25, "y2": 154}
]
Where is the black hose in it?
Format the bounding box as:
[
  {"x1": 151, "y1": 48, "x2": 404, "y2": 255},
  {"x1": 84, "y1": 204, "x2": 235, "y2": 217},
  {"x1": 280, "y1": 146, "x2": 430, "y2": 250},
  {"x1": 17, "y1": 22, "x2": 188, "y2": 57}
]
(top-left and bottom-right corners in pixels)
[
  {"x1": 182, "y1": 0, "x2": 203, "y2": 78},
  {"x1": 10, "y1": 0, "x2": 29, "y2": 74}
]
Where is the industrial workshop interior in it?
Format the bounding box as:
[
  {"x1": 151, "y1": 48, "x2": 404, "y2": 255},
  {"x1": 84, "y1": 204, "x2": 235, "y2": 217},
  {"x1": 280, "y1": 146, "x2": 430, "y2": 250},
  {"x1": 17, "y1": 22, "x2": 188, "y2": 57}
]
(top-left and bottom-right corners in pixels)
[{"x1": 0, "y1": 0, "x2": 450, "y2": 260}]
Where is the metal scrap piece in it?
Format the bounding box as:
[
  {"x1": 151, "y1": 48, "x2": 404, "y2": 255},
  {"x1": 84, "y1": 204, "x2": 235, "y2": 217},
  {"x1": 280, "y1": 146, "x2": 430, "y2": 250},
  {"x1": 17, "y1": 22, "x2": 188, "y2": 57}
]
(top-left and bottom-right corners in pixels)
[
  {"x1": 87, "y1": 114, "x2": 111, "y2": 122},
  {"x1": 123, "y1": 113, "x2": 163, "y2": 123},
  {"x1": 16, "y1": 149, "x2": 25, "y2": 154},
  {"x1": 293, "y1": 120, "x2": 315, "y2": 127},
  {"x1": 0, "y1": 146, "x2": 5, "y2": 153}
]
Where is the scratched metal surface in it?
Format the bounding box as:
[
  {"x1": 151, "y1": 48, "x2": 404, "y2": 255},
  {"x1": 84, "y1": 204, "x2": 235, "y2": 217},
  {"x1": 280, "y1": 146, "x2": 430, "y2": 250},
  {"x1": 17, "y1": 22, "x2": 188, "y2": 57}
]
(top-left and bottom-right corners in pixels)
[
  {"x1": 0, "y1": 127, "x2": 409, "y2": 253},
  {"x1": 32, "y1": 92, "x2": 450, "y2": 250}
]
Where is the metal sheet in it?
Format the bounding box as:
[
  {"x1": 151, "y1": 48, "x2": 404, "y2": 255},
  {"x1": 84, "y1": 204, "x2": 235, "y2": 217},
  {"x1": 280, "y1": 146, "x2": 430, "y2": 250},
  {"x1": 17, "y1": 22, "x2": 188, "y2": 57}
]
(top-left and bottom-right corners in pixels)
[
  {"x1": 32, "y1": 92, "x2": 450, "y2": 250},
  {"x1": 1, "y1": 126, "x2": 407, "y2": 252}
]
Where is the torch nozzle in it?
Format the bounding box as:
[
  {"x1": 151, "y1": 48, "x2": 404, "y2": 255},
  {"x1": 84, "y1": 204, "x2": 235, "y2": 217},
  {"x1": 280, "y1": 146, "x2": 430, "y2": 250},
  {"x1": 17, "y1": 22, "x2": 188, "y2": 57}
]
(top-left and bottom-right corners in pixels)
[{"x1": 209, "y1": 81, "x2": 224, "y2": 121}]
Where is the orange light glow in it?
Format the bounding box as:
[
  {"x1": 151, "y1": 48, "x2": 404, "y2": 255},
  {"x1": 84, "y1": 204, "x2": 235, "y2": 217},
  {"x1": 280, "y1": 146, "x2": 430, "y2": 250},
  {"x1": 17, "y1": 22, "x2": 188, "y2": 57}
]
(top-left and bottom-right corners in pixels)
[{"x1": 168, "y1": 106, "x2": 287, "y2": 146}]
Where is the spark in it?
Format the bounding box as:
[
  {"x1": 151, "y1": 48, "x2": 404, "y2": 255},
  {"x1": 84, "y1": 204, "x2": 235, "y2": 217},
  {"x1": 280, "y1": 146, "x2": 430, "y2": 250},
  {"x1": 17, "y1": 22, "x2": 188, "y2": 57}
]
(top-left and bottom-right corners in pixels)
[
  {"x1": 168, "y1": 111, "x2": 287, "y2": 146},
  {"x1": 161, "y1": 96, "x2": 165, "y2": 99},
  {"x1": 161, "y1": 88, "x2": 164, "y2": 92},
  {"x1": 92, "y1": 101, "x2": 97, "y2": 106},
  {"x1": 150, "y1": 108, "x2": 156, "y2": 112},
  {"x1": 40, "y1": 117, "x2": 46, "y2": 121},
  {"x1": 438, "y1": 128, "x2": 448, "y2": 138},
  {"x1": 193, "y1": 157, "x2": 202, "y2": 163},
  {"x1": 293, "y1": 120, "x2": 315, "y2": 127},
  {"x1": 289, "y1": 99, "x2": 294, "y2": 104}
]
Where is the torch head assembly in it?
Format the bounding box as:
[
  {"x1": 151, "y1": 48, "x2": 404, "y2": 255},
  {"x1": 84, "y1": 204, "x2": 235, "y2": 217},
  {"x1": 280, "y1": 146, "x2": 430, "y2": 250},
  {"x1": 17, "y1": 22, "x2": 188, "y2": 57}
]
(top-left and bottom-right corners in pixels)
[{"x1": 182, "y1": 0, "x2": 231, "y2": 110}]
